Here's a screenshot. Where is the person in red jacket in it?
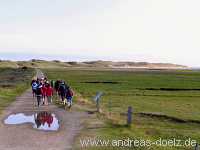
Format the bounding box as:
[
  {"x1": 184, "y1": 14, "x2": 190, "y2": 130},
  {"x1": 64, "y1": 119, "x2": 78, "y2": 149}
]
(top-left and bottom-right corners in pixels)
[{"x1": 46, "y1": 82, "x2": 53, "y2": 105}]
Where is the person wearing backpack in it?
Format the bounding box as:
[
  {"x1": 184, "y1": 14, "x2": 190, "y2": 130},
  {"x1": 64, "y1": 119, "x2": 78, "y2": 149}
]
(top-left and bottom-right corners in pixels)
[
  {"x1": 31, "y1": 80, "x2": 38, "y2": 98},
  {"x1": 58, "y1": 81, "x2": 66, "y2": 103},
  {"x1": 35, "y1": 83, "x2": 43, "y2": 107},
  {"x1": 65, "y1": 86, "x2": 74, "y2": 108}
]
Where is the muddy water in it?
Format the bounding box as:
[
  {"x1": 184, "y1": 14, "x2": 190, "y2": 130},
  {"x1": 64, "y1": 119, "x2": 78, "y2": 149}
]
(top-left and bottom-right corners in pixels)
[{"x1": 4, "y1": 111, "x2": 59, "y2": 131}]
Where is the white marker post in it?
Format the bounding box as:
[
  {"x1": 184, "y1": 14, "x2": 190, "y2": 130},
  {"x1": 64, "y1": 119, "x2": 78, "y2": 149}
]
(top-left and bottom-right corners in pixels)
[{"x1": 93, "y1": 92, "x2": 103, "y2": 112}]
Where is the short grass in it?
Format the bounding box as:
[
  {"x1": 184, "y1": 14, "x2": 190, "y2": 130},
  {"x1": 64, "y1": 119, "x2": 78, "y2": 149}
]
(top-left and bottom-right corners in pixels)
[
  {"x1": 0, "y1": 68, "x2": 35, "y2": 113},
  {"x1": 44, "y1": 68, "x2": 200, "y2": 150}
]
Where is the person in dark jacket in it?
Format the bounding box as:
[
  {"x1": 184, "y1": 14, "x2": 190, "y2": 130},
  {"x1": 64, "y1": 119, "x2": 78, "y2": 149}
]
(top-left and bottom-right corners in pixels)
[
  {"x1": 35, "y1": 83, "x2": 43, "y2": 107},
  {"x1": 58, "y1": 82, "x2": 66, "y2": 103}
]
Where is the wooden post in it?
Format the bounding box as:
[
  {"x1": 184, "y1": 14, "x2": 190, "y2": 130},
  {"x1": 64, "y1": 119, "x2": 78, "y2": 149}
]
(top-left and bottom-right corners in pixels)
[
  {"x1": 127, "y1": 106, "x2": 133, "y2": 126},
  {"x1": 195, "y1": 143, "x2": 199, "y2": 150}
]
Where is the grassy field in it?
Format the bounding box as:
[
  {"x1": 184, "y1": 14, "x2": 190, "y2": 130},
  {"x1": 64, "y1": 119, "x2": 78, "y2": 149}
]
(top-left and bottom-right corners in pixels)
[
  {"x1": 0, "y1": 68, "x2": 34, "y2": 113},
  {"x1": 44, "y1": 68, "x2": 200, "y2": 150}
]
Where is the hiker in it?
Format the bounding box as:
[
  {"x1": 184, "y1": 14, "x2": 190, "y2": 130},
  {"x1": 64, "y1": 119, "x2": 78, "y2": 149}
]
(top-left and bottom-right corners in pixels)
[
  {"x1": 54, "y1": 80, "x2": 61, "y2": 96},
  {"x1": 65, "y1": 86, "x2": 74, "y2": 108},
  {"x1": 58, "y1": 81, "x2": 66, "y2": 103},
  {"x1": 46, "y1": 82, "x2": 53, "y2": 105},
  {"x1": 31, "y1": 79, "x2": 35, "y2": 85},
  {"x1": 35, "y1": 83, "x2": 43, "y2": 107},
  {"x1": 31, "y1": 80, "x2": 38, "y2": 98}
]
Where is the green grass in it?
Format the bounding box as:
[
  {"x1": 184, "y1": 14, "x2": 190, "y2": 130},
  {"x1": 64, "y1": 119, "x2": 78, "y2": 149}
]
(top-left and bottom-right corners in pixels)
[
  {"x1": 0, "y1": 68, "x2": 35, "y2": 113},
  {"x1": 44, "y1": 68, "x2": 200, "y2": 150}
]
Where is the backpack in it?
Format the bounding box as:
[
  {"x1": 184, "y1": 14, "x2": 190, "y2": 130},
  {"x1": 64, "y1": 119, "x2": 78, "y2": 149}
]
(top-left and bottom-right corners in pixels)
[{"x1": 59, "y1": 84, "x2": 66, "y2": 93}]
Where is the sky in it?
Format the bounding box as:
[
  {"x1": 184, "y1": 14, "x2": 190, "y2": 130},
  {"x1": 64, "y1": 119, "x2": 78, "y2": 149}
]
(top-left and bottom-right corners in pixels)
[{"x1": 0, "y1": 0, "x2": 200, "y2": 67}]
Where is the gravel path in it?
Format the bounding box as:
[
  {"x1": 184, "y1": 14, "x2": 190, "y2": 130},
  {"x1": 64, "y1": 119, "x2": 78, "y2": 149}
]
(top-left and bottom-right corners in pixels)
[{"x1": 0, "y1": 70, "x2": 88, "y2": 150}]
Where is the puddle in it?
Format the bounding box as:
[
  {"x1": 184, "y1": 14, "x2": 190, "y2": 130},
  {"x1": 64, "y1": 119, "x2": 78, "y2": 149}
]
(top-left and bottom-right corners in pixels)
[{"x1": 4, "y1": 112, "x2": 59, "y2": 131}]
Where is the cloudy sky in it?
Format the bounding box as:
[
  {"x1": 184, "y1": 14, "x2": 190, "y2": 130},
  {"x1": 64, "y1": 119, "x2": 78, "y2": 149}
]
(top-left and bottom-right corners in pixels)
[{"x1": 0, "y1": 0, "x2": 200, "y2": 67}]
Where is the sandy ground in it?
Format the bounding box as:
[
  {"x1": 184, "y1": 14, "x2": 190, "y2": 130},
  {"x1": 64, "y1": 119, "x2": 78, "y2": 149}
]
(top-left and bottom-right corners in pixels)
[{"x1": 0, "y1": 71, "x2": 88, "y2": 150}]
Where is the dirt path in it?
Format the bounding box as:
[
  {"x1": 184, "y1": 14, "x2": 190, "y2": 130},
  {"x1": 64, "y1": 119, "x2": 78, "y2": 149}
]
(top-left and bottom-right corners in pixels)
[{"x1": 0, "y1": 70, "x2": 88, "y2": 150}]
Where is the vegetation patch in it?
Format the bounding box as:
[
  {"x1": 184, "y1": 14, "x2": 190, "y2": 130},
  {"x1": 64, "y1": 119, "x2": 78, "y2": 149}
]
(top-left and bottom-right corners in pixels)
[{"x1": 0, "y1": 68, "x2": 34, "y2": 113}]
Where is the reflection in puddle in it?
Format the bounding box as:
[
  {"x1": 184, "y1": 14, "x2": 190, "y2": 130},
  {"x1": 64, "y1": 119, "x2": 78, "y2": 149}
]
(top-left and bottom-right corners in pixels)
[{"x1": 4, "y1": 112, "x2": 59, "y2": 131}]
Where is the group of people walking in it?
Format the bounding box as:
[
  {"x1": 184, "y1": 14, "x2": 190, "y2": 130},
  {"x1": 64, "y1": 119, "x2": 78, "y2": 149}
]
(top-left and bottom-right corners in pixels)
[{"x1": 31, "y1": 77, "x2": 74, "y2": 109}]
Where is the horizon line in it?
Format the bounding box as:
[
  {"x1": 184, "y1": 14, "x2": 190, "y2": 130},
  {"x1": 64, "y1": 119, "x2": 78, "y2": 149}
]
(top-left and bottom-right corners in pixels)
[
  {"x1": 0, "y1": 58, "x2": 189, "y2": 67},
  {"x1": 0, "y1": 52, "x2": 193, "y2": 67}
]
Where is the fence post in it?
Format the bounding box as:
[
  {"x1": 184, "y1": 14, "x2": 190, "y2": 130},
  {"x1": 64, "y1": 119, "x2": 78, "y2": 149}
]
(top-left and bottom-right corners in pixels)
[
  {"x1": 127, "y1": 106, "x2": 133, "y2": 126},
  {"x1": 96, "y1": 98, "x2": 100, "y2": 112},
  {"x1": 195, "y1": 143, "x2": 199, "y2": 150}
]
